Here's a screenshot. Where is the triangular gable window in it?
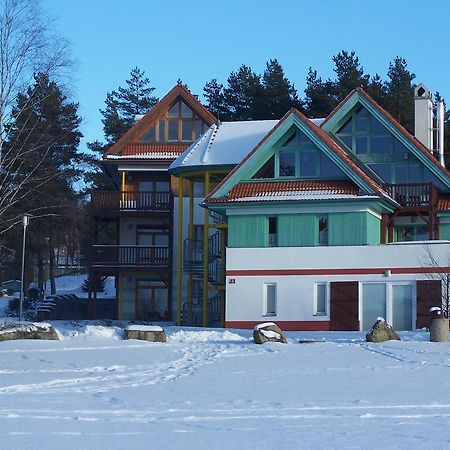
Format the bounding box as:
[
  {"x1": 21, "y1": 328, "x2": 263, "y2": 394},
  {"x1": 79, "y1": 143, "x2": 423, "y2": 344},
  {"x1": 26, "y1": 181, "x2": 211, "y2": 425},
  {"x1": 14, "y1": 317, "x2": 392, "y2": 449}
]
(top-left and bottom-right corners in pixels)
[
  {"x1": 251, "y1": 129, "x2": 346, "y2": 180},
  {"x1": 138, "y1": 99, "x2": 209, "y2": 143},
  {"x1": 334, "y1": 106, "x2": 429, "y2": 184}
]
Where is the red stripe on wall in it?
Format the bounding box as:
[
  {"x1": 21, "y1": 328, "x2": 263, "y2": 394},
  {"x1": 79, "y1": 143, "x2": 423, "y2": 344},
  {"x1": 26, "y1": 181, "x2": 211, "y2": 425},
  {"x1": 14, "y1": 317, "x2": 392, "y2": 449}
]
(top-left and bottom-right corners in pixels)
[
  {"x1": 226, "y1": 267, "x2": 450, "y2": 277},
  {"x1": 225, "y1": 321, "x2": 331, "y2": 331}
]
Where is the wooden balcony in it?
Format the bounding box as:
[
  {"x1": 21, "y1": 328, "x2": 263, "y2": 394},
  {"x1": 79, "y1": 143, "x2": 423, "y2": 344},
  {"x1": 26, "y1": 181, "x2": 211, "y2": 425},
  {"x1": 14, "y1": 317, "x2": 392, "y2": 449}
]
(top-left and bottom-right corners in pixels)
[
  {"x1": 383, "y1": 183, "x2": 438, "y2": 210},
  {"x1": 91, "y1": 190, "x2": 172, "y2": 216},
  {"x1": 92, "y1": 245, "x2": 169, "y2": 271}
]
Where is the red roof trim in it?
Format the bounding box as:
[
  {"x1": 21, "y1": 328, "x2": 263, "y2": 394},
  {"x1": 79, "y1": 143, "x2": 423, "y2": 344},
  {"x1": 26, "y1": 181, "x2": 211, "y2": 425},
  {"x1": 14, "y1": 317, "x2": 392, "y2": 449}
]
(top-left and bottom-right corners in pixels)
[{"x1": 122, "y1": 143, "x2": 189, "y2": 156}]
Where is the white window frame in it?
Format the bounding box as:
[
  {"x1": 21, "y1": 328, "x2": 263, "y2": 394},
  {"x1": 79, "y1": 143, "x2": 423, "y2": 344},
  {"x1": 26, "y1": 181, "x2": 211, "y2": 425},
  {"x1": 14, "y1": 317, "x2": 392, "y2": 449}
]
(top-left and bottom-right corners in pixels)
[
  {"x1": 314, "y1": 282, "x2": 328, "y2": 316},
  {"x1": 263, "y1": 282, "x2": 277, "y2": 317}
]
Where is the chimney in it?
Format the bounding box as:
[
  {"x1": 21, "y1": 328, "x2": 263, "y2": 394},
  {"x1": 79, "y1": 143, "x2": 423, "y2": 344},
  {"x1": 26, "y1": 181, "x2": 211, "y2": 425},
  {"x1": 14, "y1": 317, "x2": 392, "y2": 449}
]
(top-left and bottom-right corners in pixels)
[{"x1": 414, "y1": 83, "x2": 433, "y2": 152}]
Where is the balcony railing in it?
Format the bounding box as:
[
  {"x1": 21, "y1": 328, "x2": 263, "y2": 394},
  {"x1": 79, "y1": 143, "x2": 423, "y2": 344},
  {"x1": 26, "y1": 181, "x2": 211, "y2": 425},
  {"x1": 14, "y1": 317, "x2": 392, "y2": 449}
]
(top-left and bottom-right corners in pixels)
[
  {"x1": 92, "y1": 245, "x2": 169, "y2": 270},
  {"x1": 383, "y1": 183, "x2": 438, "y2": 208},
  {"x1": 91, "y1": 190, "x2": 171, "y2": 214}
]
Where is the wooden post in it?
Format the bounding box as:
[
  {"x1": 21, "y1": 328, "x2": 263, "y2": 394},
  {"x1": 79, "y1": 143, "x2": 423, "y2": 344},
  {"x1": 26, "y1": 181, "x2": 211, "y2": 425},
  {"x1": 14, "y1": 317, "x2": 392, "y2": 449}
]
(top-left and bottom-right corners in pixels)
[
  {"x1": 202, "y1": 171, "x2": 210, "y2": 327},
  {"x1": 176, "y1": 176, "x2": 184, "y2": 326}
]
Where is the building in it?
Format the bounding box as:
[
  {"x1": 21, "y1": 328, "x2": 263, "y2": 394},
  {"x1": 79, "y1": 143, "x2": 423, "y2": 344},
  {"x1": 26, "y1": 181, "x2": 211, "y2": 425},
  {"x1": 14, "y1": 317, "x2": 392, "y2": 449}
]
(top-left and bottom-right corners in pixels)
[
  {"x1": 91, "y1": 80, "x2": 450, "y2": 331},
  {"x1": 198, "y1": 85, "x2": 450, "y2": 331},
  {"x1": 90, "y1": 83, "x2": 216, "y2": 321}
]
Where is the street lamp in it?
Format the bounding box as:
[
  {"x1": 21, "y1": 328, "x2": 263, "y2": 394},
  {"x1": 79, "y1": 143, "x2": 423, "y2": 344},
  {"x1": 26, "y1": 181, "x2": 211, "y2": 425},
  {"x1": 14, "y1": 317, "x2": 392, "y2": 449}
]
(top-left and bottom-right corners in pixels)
[{"x1": 19, "y1": 214, "x2": 31, "y2": 321}]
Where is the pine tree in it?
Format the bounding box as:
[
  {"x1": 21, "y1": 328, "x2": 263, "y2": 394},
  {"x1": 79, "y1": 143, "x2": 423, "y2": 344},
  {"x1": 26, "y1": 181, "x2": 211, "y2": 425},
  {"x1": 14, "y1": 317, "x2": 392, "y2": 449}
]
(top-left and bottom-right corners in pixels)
[
  {"x1": 203, "y1": 79, "x2": 230, "y2": 121},
  {"x1": 303, "y1": 68, "x2": 336, "y2": 118},
  {"x1": 4, "y1": 72, "x2": 84, "y2": 292},
  {"x1": 384, "y1": 57, "x2": 416, "y2": 132},
  {"x1": 262, "y1": 59, "x2": 303, "y2": 119},
  {"x1": 223, "y1": 65, "x2": 265, "y2": 120},
  {"x1": 332, "y1": 50, "x2": 370, "y2": 102},
  {"x1": 98, "y1": 67, "x2": 158, "y2": 146}
]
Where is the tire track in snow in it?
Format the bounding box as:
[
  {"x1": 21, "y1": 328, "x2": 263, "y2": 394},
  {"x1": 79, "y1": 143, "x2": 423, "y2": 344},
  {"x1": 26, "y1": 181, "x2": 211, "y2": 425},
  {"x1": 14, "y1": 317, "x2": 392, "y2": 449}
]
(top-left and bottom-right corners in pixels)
[{"x1": 0, "y1": 343, "x2": 231, "y2": 395}]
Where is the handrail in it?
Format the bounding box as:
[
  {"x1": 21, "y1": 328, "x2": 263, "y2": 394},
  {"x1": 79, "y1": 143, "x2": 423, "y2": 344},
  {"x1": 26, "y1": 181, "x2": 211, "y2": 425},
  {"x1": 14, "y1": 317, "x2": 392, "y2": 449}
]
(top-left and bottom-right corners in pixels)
[
  {"x1": 92, "y1": 245, "x2": 169, "y2": 268},
  {"x1": 91, "y1": 190, "x2": 171, "y2": 212},
  {"x1": 383, "y1": 183, "x2": 437, "y2": 208}
]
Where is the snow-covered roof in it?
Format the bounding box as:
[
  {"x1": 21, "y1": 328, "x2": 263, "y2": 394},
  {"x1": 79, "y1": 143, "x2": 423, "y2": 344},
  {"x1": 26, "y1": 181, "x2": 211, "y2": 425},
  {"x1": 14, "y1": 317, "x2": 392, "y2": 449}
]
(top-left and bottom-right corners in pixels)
[
  {"x1": 169, "y1": 118, "x2": 326, "y2": 174},
  {"x1": 169, "y1": 120, "x2": 279, "y2": 173}
]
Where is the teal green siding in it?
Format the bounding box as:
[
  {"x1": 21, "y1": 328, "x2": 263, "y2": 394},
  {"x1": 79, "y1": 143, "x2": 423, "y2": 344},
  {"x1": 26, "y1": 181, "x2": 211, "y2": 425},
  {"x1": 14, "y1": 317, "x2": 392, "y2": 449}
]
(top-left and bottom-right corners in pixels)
[
  {"x1": 278, "y1": 214, "x2": 317, "y2": 246},
  {"x1": 329, "y1": 212, "x2": 380, "y2": 246},
  {"x1": 228, "y1": 215, "x2": 267, "y2": 248},
  {"x1": 439, "y1": 223, "x2": 450, "y2": 240}
]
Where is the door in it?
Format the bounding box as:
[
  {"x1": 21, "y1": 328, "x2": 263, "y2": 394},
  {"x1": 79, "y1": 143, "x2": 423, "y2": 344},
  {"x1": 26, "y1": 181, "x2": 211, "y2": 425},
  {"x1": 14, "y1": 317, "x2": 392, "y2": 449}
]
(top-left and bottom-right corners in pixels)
[
  {"x1": 362, "y1": 283, "x2": 386, "y2": 330},
  {"x1": 330, "y1": 281, "x2": 359, "y2": 330},
  {"x1": 392, "y1": 284, "x2": 413, "y2": 331},
  {"x1": 136, "y1": 280, "x2": 169, "y2": 320}
]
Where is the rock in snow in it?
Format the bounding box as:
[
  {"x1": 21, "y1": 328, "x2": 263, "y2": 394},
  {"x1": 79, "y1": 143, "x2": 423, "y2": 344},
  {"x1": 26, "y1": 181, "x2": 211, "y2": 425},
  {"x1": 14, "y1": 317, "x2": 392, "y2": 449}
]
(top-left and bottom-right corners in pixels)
[
  {"x1": 0, "y1": 322, "x2": 59, "y2": 341},
  {"x1": 253, "y1": 322, "x2": 287, "y2": 344},
  {"x1": 366, "y1": 319, "x2": 400, "y2": 343},
  {"x1": 125, "y1": 325, "x2": 166, "y2": 342}
]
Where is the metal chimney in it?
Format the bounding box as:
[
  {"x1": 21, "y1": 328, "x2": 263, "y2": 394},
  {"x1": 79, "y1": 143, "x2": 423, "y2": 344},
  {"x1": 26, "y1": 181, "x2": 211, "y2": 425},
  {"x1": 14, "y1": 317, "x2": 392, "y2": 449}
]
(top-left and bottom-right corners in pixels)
[
  {"x1": 437, "y1": 100, "x2": 445, "y2": 167},
  {"x1": 414, "y1": 83, "x2": 433, "y2": 152}
]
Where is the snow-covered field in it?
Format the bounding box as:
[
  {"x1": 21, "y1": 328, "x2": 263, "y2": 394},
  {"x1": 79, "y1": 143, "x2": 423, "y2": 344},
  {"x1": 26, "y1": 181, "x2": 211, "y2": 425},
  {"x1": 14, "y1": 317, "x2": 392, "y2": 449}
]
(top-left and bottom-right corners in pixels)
[{"x1": 0, "y1": 323, "x2": 449, "y2": 450}]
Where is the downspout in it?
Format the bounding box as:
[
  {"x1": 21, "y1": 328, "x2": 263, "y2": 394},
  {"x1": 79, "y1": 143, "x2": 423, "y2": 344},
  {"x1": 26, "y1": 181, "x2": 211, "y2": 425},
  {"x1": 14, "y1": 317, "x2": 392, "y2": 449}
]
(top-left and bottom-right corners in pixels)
[
  {"x1": 176, "y1": 176, "x2": 184, "y2": 326},
  {"x1": 203, "y1": 171, "x2": 210, "y2": 327},
  {"x1": 187, "y1": 180, "x2": 194, "y2": 325}
]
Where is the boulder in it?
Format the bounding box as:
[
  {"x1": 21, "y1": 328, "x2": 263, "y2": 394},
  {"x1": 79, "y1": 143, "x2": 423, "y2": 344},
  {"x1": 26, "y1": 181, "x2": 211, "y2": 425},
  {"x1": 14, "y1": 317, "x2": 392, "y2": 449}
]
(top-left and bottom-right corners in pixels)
[
  {"x1": 253, "y1": 322, "x2": 287, "y2": 344},
  {"x1": 366, "y1": 319, "x2": 400, "y2": 342},
  {"x1": 125, "y1": 325, "x2": 166, "y2": 342},
  {"x1": 0, "y1": 322, "x2": 59, "y2": 341}
]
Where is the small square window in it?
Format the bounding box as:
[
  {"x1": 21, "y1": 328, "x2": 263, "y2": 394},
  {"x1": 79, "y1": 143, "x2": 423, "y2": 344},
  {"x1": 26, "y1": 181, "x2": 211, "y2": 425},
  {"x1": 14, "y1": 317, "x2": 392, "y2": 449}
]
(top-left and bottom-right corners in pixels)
[
  {"x1": 315, "y1": 283, "x2": 327, "y2": 315},
  {"x1": 264, "y1": 283, "x2": 277, "y2": 316}
]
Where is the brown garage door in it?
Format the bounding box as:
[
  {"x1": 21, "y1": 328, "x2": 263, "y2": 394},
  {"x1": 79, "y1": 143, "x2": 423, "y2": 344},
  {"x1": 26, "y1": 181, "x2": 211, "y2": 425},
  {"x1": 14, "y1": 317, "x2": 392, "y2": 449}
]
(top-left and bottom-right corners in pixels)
[
  {"x1": 416, "y1": 280, "x2": 441, "y2": 329},
  {"x1": 330, "y1": 281, "x2": 359, "y2": 331}
]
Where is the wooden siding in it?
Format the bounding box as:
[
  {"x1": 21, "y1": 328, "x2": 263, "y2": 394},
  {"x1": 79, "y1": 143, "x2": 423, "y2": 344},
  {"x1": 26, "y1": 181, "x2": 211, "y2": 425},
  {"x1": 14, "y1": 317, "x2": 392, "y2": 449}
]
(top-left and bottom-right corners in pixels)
[
  {"x1": 416, "y1": 280, "x2": 442, "y2": 329},
  {"x1": 278, "y1": 214, "x2": 317, "y2": 246},
  {"x1": 439, "y1": 223, "x2": 450, "y2": 240},
  {"x1": 329, "y1": 212, "x2": 380, "y2": 246},
  {"x1": 330, "y1": 281, "x2": 359, "y2": 330},
  {"x1": 228, "y1": 215, "x2": 267, "y2": 248}
]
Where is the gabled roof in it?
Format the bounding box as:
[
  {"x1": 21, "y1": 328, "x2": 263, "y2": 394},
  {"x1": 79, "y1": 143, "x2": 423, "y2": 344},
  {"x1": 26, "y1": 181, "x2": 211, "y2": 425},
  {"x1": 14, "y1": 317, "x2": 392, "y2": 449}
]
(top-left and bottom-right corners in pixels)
[
  {"x1": 105, "y1": 84, "x2": 217, "y2": 157},
  {"x1": 321, "y1": 87, "x2": 450, "y2": 188},
  {"x1": 205, "y1": 108, "x2": 394, "y2": 206},
  {"x1": 169, "y1": 120, "x2": 279, "y2": 174}
]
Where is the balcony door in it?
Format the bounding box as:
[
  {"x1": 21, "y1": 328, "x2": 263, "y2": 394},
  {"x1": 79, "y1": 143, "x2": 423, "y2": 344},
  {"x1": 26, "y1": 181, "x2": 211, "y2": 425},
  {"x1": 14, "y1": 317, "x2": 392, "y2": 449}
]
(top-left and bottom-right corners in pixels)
[
  {"x1": 136, "y1": 279, "x2": 168, "y2": 321},
  {"x1": 136, "y1": 227, "x2": 169, "y2": 266},
  {"x1": 138, "y1": 181, "x2": 170, "y2": 209}
]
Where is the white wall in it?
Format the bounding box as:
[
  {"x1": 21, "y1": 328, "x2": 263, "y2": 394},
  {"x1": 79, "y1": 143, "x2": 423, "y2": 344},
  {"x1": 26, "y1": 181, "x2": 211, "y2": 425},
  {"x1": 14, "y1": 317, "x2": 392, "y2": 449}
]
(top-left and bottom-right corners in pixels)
[{"x1": 225, "y1": 241, "x2": 450, "y2": 324}]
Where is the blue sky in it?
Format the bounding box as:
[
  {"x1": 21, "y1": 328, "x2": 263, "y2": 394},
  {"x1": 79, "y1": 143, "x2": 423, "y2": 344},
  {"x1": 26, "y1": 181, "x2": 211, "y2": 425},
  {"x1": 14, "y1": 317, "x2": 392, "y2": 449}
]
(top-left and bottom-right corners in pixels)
[{"x1": 42, "y1": 0, "x2": 450, "y2": 153}]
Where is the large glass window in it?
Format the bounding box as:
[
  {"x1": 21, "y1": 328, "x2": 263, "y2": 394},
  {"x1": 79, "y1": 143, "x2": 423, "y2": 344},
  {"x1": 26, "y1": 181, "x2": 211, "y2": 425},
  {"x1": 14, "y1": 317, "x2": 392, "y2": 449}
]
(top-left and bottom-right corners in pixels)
[
  {"x1": 138, "y1": 100, "x2": 209, "y2": 143},
  {"x1": 279, "y1": 150, "x2": 296, "y2": 177},
  {"x1": 335, "y1": 106, "x2": 424, "y2": 183},
  {"x1": 362, "y1": 283, "x2": 386, "y2": 330}
]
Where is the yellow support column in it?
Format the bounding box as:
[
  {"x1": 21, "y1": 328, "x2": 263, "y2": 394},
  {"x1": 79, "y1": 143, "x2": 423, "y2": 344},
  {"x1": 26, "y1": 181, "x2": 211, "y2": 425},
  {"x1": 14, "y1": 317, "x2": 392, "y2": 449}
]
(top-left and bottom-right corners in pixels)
[
  {"x1": 176, "y1": 176, "x2": 184, "y2": 326},
  {"x1": 202, "y1": 171, "x2": 210, "y2": 327},
  {"x1": 187, "y1": 180, "x2": 194, "y2": 325}
]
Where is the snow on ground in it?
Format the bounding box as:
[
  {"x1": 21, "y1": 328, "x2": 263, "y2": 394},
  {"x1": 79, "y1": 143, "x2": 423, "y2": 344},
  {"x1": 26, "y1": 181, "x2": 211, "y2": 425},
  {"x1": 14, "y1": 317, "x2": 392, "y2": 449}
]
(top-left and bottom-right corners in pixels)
[
  {"x1": 0, "y1": 323, "x2": 449, "y2": 450},
  {"x1": 43, "y1": 275, "x2": 116, "y2": 299}
]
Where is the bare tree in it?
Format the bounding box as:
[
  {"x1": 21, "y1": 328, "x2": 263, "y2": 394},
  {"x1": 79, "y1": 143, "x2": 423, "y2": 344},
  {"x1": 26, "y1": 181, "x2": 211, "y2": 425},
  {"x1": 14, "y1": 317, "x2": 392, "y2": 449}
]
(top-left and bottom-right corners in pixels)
[
  {"x1": 0, "y1": 0, "x2": 73, "y2": 232},
  {"x1": 422, "y1": 244, "x2": 450, "y2": 318}
]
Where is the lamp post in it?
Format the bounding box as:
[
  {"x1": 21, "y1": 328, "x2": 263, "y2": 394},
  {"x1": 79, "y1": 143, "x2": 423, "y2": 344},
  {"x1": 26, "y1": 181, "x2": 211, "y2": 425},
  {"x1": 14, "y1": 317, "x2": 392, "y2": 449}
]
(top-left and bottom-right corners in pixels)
[{"x1": 19, "y1": 214, "x2": 31, "y2": 321}]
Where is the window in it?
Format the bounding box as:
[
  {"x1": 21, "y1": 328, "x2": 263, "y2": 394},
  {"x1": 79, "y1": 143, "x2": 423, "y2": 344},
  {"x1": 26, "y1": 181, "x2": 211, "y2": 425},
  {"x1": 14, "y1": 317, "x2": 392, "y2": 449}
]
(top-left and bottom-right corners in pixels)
[
  {"x1": 264, "y1": 283, "x2": 277, "y2": 316},
  {"x1": 138, "y1": 100, "x2": 208, "y2": 143},
  {"x1": 395, "y1": 225, "x2": 429, "y2": 242},
  {"x1": 268, "y1": 217, "x2": 277, "y2": 247},
  {"x1": 252, "y1": 155, "x2": 275, "y2": 179},
  {"x1": 315, "y1": 283, "x2": 327, "y2": 315},
  {"x1": 278, "y1": 150, "x2": 296, "y2": 177},
  {"x1": 318, "y1": 214, "x2": 328, "y2": 246}
]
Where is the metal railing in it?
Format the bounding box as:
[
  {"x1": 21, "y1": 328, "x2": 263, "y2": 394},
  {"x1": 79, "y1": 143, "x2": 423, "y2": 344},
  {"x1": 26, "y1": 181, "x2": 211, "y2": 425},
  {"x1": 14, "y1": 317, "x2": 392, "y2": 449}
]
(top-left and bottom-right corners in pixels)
[
  {"x1": 92, "y1": 245, "x2": 169, "y2": 269},
  {"x1": 91, "y1": 190, "x2": 171, "y2": 213}
]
